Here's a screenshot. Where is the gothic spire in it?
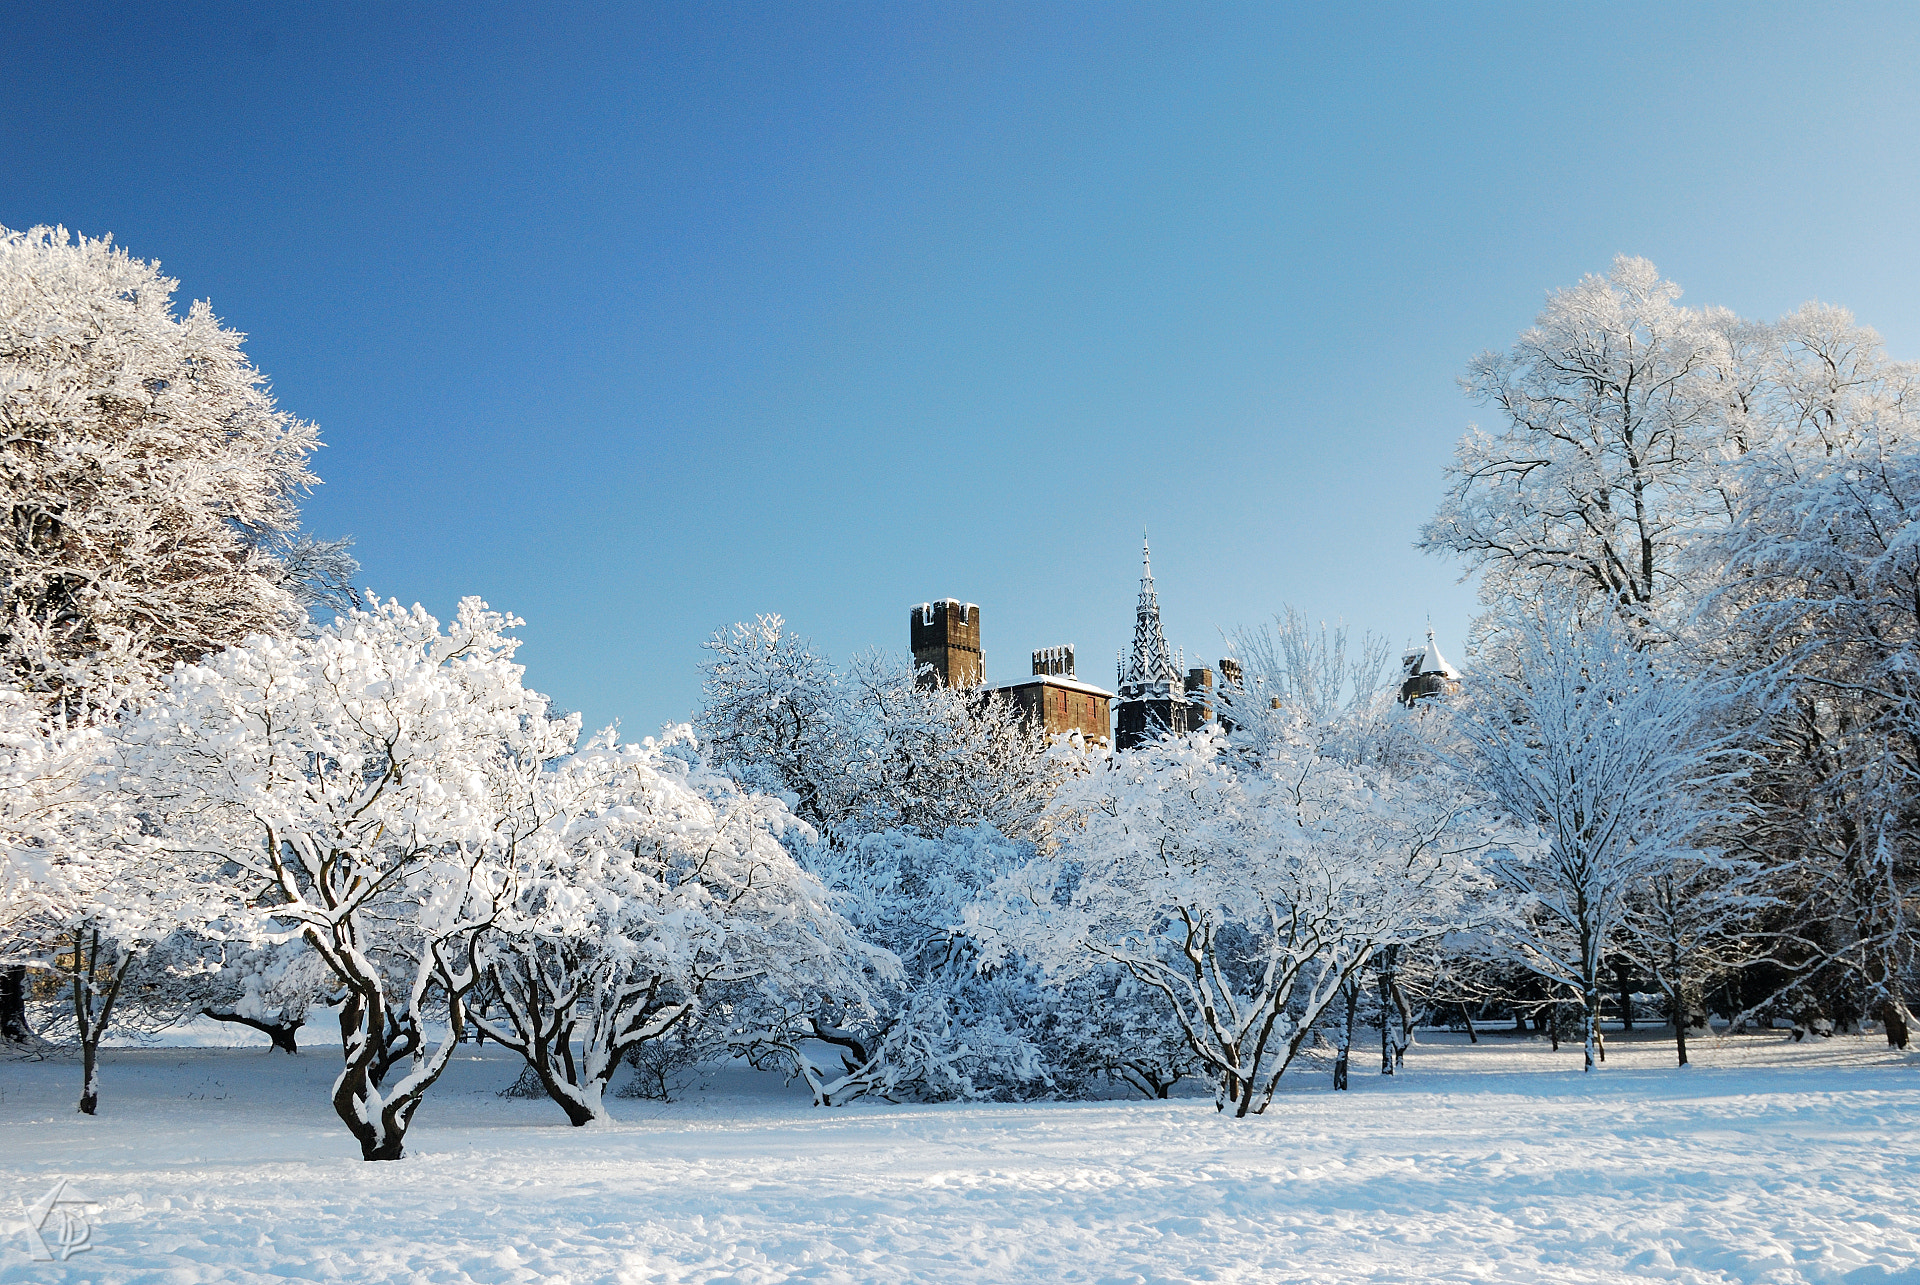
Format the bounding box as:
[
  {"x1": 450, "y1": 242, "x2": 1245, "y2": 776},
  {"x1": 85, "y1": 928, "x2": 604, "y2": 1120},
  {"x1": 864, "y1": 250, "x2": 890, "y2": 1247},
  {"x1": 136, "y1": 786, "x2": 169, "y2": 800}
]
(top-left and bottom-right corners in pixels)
[{"x1": 1121, "y1": 535, "x2": 1180, "y2": 691}]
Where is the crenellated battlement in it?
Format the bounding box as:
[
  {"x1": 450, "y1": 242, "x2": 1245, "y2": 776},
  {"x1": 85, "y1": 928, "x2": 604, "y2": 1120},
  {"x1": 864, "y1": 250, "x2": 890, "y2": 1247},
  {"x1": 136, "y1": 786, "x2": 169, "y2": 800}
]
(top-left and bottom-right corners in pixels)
[
  {"x1": 1032, "y1": 645, "x2": 1075, "y2": 677},
  {"x1": 910, "y1": 599, "x2": 983, "y2": 688}
]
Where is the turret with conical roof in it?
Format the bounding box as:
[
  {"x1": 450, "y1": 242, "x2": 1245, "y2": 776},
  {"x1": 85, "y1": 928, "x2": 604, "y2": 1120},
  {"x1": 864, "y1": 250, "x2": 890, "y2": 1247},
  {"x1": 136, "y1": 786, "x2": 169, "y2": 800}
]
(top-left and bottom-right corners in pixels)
[{"x1": 1398, "y1": 623, "x2": 1462, "y2": 706}]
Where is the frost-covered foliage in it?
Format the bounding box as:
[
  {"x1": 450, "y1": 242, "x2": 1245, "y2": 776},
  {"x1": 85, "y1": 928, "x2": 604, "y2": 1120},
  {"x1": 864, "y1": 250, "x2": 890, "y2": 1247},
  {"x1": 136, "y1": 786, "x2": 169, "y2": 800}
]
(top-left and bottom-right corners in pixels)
[
  {"x1": 141, "y1": 934, "x2": 334, "y2": 1054},
  {"x1": 716, "y1": 823, "x2": 1069, "y2": 1107},
  {"x1": 1423, "y1": 261, "x2": 1920, "y2": 1047},
  {"x1": 0, "y1": 223, "x2": 357, "y2": 1055},
  {"x1": 956, "y1": 609, "x2": 1503, "y2": 1116},
  {"x1": 0, "y1": 225, "x2": 327, "y2": 720},
  {"x1": 11, "y1": 593, "x2": 876, "y2": 1148},
  {"x1": 113, "y1": 598, "x2": 576, "y2": 1160},
  {"x1": 0, "y1": 689, "x2": 97, "y2": 956},
  {"x1": 0, "y1": 686, "x2": 234, "y2": 1110},
  {"x1": 697, "y1": 617, "x2": 1066, "y2": 1103},
  {"x1": 693, "y1": 617, "x2": 841, "y2": 824},
  {"x1": 1420, "y1": 255, "x2": 1740, "y2": 637},
  {"x1": 779, "y1": 823, "x2": 1056, "y2": 1103},
  {"x1": 1693, "y1": 306, "x2": 1920, "y2": 1044},
  {"x1": 473, "y1": 726, "x2": 865, "y2": 1125},
  {"x1": 1049, "y1": 967, "x2": 1200, "y2": 1099},
  {"x1": 1453, "y1": 599, "x2": 1742, "y2": 1071},
  {"x1": 978, "y1": 711, "x2": 1500, "y2": 1116},
  {"x1": 0, "y1": 698, "x2": 152, "y2": 1096},
  {"x1": 1216, "y1": 608, "x2": 1501, "y2": 1084},
  {"x1": 698, "y1": 616, "x2": 1053, "y2": 843}
]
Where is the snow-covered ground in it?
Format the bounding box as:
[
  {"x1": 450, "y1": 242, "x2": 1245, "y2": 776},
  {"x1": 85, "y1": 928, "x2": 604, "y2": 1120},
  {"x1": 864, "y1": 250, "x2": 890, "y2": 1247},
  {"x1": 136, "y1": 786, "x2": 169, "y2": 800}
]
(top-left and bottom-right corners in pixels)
[{"x1": 2, "y1": 1030, "x2": 1916, "y2": 1284}]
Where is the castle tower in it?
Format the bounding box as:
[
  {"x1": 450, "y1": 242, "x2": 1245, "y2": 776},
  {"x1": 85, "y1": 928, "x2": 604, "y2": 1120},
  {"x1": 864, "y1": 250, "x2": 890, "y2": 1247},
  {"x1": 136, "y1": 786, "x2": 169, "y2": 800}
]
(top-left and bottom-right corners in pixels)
[
  {"x1": 910, "y1": 599, "x2": 982, "y2": 688},
  {"x1": 1114, "y1": 537, "x2": 1190, "y2": 749}
]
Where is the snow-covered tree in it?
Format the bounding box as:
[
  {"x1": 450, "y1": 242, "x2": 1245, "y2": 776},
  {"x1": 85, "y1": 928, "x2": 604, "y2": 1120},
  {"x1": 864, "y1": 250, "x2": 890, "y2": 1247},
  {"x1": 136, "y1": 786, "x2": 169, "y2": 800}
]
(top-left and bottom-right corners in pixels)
[
  {"x1": 976, "y1": 724, "x2": 1495, "y2": 1117},
  {"x1": 1689, "y1": 305, "x2": 1920, "y2": 1045},
  {"x1": 782, "y1": 822, "x2": 1054, "y2": 1103},
  {"x1": 1455, "y1": 599, "x2": 1742, "y2": 1071},
  {"x1": 695, "y1": 616, "x2": 846, "y2": 828},
  {"x1": 41, "y1": 861, "x2": 240, "y2": 1114},
  {"x1": 1214, "y1": 606, "x2": 1500, "y2": 1085},
  {"x1": 0, "y1": 686, "x2": 240, "y2": 1109},
  {"x1": 1420, "y1": 256, "x2": 1741, "y2": 636},
  {"x1": 698, "y1": 616, "x2": 1067, "y2": 1102},
  {"x1": 1221, "y1": 608, "x2": 1394, "y2": 738},
  {"x1": 0, "y1": 225, "x2": 326, "y2": 718},
  {"x1": 1424, "y1": 260, "x2": 1920, "y2": 1049},
  {"x1": 0, "y1": 689, "x2": 92, "y2": 1042},
  {"x1": 4, "y1": 682, "x2": 325, "y2": 1092},
  {"x1": 115, "y1": 597, "x2": 575, "y2": 1160},
  {"x1": 1622, "y1": 855, "x2": 1769, "y2": 1066},
  {"x1": 1046, "y1": 965, "x2": 1200, "y2": 1099},
  {"x1": 0, "y1": 224, "x2": 354, "y2": 1047},
  {"x1": 473, "y1": 727, "x2": 864, "y2": 1125}
]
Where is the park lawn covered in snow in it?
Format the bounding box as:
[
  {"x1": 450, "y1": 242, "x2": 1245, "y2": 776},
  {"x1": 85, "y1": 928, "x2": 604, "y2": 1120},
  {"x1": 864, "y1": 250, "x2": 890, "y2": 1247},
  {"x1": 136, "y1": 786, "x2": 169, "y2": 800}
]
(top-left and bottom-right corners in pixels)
[{"x1": 1, "y1": 1030, "x2": 1916, "y2": 1284}]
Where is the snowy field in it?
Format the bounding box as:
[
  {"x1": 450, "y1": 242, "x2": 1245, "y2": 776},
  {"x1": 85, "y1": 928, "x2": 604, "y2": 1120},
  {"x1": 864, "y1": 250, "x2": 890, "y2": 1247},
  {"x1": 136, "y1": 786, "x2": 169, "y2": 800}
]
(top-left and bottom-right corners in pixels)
[{"x1": 1, "y1": 1031, "x2": 1916, "y2": 1284}]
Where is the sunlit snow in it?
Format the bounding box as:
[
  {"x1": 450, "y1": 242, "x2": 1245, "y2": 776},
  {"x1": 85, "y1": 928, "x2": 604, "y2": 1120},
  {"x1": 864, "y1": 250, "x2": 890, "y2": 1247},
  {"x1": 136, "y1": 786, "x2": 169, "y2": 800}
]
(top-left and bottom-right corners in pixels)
[{"x1": 3, "y1": 1030, "x2": 1915, "y2": 1283}]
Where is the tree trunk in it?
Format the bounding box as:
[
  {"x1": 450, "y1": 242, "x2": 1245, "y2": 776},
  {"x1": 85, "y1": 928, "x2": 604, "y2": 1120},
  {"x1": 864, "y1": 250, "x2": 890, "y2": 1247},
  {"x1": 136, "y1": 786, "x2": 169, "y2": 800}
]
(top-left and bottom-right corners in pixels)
[
  {"x1": 1614, "y1": 961, "x2": 1634, "y2": 1032},
  {"x1": 1388, "y1": 974, "x2": 1413, "y2": 1069},
  {"x1": 1861, "y1": 925, "x2": 1916, "y2": 1049},
  {"x1": 1459, "y1": 1002, "x2": 1477, "y2": 1044},
  {"x1": 0, "y1": 966, "x2": 32, "y2": 1044},
  {"x1": 1379, "y1": 980, "x2": 1394, "y2": 1076},
  {"x1": 1671, "y1": 985, "x2": 1689, "y2": 1067},
  {"x1": 1334, "y1": 976, "x2": 1357, "y2": 1091},
  {"x1": 1582, "y1": 983, "x2": 1600, "y2": 1072},
  {"x1": 1378, "y1": 950, "x2": 1402, "y2": 1076},
  {"x1": 79, "y1": 1040, "x2": 101, "y2": 1115},
  {"x1": 72, "y1": 931, "x2": 131, "y2": 1116},
  {"x1": 363, "y1": 1133, "x2": 407, "y2": 1161},
  {"x1": 327, "y1": 963, "x2": 475, "y2": 1160},
  {"x1": 1879, "y1": 996, "x2": 1913, "y2": 1050}
]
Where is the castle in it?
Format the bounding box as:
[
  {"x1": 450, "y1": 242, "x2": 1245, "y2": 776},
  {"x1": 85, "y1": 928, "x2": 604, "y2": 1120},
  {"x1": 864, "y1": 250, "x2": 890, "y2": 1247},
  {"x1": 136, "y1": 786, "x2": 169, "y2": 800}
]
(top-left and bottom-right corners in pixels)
[
  {"x1": 914, "y1": 537, "x2": 1461, "y2": 745},
  {"x1": 912, "y1": 538, "x2": 1235, "y2": 749}
]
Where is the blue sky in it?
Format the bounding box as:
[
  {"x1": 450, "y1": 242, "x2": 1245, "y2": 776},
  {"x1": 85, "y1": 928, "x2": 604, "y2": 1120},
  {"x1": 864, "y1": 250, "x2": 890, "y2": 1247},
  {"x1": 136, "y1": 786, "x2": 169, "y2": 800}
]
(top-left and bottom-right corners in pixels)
[{"x1": 9, "y1": 3, "x2": 1920, "y2": 734}]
